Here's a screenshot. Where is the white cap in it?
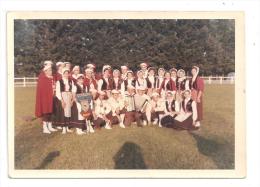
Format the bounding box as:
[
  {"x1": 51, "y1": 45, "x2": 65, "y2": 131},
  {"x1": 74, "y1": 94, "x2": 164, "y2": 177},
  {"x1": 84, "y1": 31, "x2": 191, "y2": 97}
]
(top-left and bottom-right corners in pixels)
[
  {"x1": 64, "y1": 61, "x2": 71, "y2": 65},
  {"x1": 167, "y1": 91, "x2": 175, "y2": 96},
  {"x1": 102, "y1": 65, "x2": 111, "y2": 73},
  {"x1": 113, "y1": 69, "x2": 120, "y2": 75},
  {"x1": 87, "y1": 63, "x2": 96, "y2": 69},
  {"x1": 170, "y1": 68, "x2": 177, "y2": 73},
  {"x1": 192, "y1": 66, "x2": 200, "y2": 76},
  {"x1": 76, "y1": 74, "x2": 84, "y2": 79},
  {"x1": 120, "y1": 65, "x2": 128, "y2": 69},
  {"x1": 127, "y1": 70, "x2": 133, "y2": 74},
  {"x1": 43, "y1": 65, "x2": 52, "y2": 71},
  {"x1": 151, "y1": 92, "x2": 160, "y2": 98},
  {"x1": 85, "y1": 68, "x2": 93, "y2": 73},
  {"x1": 56, "y1": 61, "x2": 64, "y2": 66},
  {"x1": 137, "y1": 70, "x2": 143, "y2": 75},
  {"x1": 140, "y1": 62, "x2": 148, "y2": 67},
  {"x1": 62, "y1": 67, "x2": 70, "y2": 74},
  {"x1": 111, "y1": 89, "x2": 120, "y2": 94},
  {"x1": 44, "y1": 60, "x2": 53, "y2": 66},
  {"x1": 177, "y1": 69, "x2": 185, "y2": 74},
  {"x1": 72, "y1": 65, "x2": 80, "y2": 72},
  {"x1": 158, "y1": 68, "x2": 165, "y2": 72}
]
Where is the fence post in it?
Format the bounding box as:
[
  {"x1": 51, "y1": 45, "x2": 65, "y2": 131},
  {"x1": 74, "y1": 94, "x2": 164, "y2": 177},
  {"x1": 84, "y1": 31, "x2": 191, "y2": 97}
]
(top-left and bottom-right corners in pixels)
[
  {"x1": 230, "y1": 77, "x2": 234, "y2": 84},
  {"x1": 23, "y1": 77, "x2": 26, "y2": 87},
  {"x1": 208, "y1": 77, "x2": 212, "y2": 84},
  {"x1": 220, "y1": 77, "x2": 223, "y2": 84}
]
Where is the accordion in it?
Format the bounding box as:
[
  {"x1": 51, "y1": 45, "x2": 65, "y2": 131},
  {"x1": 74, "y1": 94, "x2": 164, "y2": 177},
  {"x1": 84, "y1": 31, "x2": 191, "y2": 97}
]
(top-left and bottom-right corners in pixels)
[
  {"x1": 76, "y1": 93, "x2": 93, "y2": 111},
  {"x1": 76, "y1": 93, "x2": 92, "y2": 103}
]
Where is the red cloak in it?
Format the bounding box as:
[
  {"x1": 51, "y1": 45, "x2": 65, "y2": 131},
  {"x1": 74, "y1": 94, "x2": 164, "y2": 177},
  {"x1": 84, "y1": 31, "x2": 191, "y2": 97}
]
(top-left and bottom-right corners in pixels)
[{"x1": 35, "y1": 73, "x2": 54, "y2": 118}]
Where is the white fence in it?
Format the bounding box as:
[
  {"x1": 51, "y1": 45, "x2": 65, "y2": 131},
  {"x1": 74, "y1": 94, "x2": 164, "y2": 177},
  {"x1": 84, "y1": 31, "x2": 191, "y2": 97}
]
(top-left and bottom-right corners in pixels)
[{"x1": 14, "y1": 76, "x2": 235, "y2": 87}]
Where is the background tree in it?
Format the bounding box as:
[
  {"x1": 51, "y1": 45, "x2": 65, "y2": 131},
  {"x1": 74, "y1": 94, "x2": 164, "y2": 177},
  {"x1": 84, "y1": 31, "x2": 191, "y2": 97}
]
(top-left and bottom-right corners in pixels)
[{"x1": 14, "y1": 19, "x2": 235, "y2": 77}]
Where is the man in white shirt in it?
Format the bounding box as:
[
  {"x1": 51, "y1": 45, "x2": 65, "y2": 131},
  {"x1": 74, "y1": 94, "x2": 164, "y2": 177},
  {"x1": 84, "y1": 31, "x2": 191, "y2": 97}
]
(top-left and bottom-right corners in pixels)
[
  {"x1": 107, "y1": 89, "x2": 127, "y2": 128},
  {"x1": 150, "y1": 92, "x2": 165, "y2": 127},
  {"x1": 123, "y1": 85, "x2": 137, "y2": 126},
  {"x1": 93, "y1": 91, "x2": 112, "y2": 129},
  {"x1": 133, "y1": 86, "x2": 151, "y2": 126}
]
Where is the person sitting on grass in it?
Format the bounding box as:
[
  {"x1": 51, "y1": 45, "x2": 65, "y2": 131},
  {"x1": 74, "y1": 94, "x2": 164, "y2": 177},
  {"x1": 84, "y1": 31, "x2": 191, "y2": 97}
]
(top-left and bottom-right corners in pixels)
[
  {"x1": 160, "y1": 91, "x2": 180, "y2": 128},
  {"x1": 93, "y1": 91, "x2": 112, "y2": 130},
  {"x1": 173, "y1": 90, "x2": 199, "y2": 131},
  {"x1": 107, "y1": 89, "x2": 127, "y2": 128},
  {"x1": 150, "y1": 92, "x2": 165, "y2": 127}
]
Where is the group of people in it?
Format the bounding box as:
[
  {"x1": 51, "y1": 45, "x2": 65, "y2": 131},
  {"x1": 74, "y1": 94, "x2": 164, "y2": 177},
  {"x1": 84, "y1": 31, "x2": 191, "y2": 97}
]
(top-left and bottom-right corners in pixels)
[{"x1": 35, "y1": 61, "x2": 204, "y2": 135}]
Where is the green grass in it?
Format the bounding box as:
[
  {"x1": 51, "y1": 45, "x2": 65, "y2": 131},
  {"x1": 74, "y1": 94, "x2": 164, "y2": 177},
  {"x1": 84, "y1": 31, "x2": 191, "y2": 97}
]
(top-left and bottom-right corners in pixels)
[{"x1": 14, "y1": 85, "x2": 234, "y2": 169}]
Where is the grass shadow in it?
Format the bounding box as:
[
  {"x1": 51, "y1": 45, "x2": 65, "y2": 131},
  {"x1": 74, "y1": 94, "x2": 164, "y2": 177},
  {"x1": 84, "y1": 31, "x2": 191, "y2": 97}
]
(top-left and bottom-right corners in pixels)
[
  {"x1": 35, "y1": 151, "x2": 60, "y2": 169},
  {"x1": 113, "y1": 141, "x2": 147, "y2": 169},
  {"x1": 189, "y1": 132, "x2": 234, "y2": 169}
]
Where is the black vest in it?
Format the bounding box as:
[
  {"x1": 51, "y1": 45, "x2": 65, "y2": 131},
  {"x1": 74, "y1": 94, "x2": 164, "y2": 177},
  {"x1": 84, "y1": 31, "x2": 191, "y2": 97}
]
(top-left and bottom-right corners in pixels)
[
  {"x1": 189, "y1": 77, "x2": 198, "y2": 90},
  {"x1": 75, "y1": 84, "x2": 86, "y2": 94},
  {"x1": 182, "y1": 99, "x2": 193, "y2": 112},
  {"x1": 59, "y1": 79, "x2": 72, "y2": 92},
  {"x1": 165, "y1": 100, "x2": 176, "y2": 112},
  {"x1": 112, "y1": 78, "x2": 123, "y2": 90},
  {"x1": 124, "y1": 79, "x2": 136, "y2": 91},
  {"x1": 146, "y1": 77, "x2": 156, "y2": 88},
  {"x1": 164, "y1": 79, "x2": 173, "y2": 91},
  {"x1": 177, "y1": 78, "x2": 187, "y2": 91},
  {"x1": 101, "y1": 78, "x2": 112, "y2": 90}
]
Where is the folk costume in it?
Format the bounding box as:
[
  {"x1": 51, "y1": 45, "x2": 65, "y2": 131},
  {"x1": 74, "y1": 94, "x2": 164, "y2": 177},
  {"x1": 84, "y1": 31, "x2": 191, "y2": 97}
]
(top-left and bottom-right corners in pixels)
[
  {"x1": 161, "y1": 92, "x2": 180, "y2": 128},
  {"x1": 190, "y1": 66, "x2": 204, "y2": 127},
  {"x1": 156, "y1": 68, "x2": 166, "y2": 93},
  {"x1": 52, "y1": 68, "x2": 75, "y2": 134},
  {"x1": 160, "y1": 75, "x2": 176, "y2": 99},
  {"x1": 107, "y1": 90, "x2": 127, "y2": 128},
  {"x1": 120, "y1": 65, "x2": 128, "y2": 81},
  {"x1": 71, "y1": 65, "x2": 80, "y2": 83},
  {"x1": 140, "y1": 62, "x2": 149, "y2": 78},
  {"x1": 146, "y1": 67, "x2": 157, "y2": 97},
  {"x1": 70, "y1": 74, "x2": 89, "y2": 135},
  {"x1": 123, "y1": 70, "x2": 136, "y2": 92},
  {"x1": 53, "y1": 61, "x2": 64, "y2": 82},
  {"x1": 150, "y1": 92, "x2": 165, "y2": 127},
  {"x1": 111, "y1": 69, "x2": 124, "y2": 92},
  {"x1": 93, "y1": 91, "x2": 112, "y2": 129},
  {"x1": 176, "y1": 69, "x2": 190, "y2": 102},
  {"x1": 123, "y1": 85, "x2": 137, "y2": 126},
  {"x1": 35, "y1": 65, "x2": 57, "y2": 134},
  {"x1": 135, "y1": 70, "x2": 147, "y2": 91},
  {"x1": 173, "y1": 90, "x2": 198, "y2": 130},
  {"x1": 133, "y1": 86, "x2": 151, "y2": 126}
]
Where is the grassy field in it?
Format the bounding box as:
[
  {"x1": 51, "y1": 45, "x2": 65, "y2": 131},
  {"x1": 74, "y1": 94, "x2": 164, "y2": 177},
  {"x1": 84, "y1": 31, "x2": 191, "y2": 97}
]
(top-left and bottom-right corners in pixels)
[{"x1": 14, "y1": 85, "x2": 234, "y2": 169}]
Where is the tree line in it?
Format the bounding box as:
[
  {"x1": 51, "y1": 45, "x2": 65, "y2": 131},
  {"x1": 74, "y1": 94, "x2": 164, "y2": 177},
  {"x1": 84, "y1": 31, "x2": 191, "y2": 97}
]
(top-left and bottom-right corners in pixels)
[{"x1": 14, "y1": 19, "x2": 235, "y2": 77}]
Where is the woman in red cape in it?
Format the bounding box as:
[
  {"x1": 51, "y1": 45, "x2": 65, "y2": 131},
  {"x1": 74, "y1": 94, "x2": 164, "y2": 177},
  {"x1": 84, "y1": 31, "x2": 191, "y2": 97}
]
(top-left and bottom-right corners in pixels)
[{"x1": 35, "y1": 65, "x2": 57, "y2": 134}]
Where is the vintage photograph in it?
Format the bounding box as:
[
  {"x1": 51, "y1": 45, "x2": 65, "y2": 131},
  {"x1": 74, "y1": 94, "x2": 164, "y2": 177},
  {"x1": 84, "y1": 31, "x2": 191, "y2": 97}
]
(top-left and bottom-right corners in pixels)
[{"x1": 8, "y1": 12, "x2": 245, "y2": 178}]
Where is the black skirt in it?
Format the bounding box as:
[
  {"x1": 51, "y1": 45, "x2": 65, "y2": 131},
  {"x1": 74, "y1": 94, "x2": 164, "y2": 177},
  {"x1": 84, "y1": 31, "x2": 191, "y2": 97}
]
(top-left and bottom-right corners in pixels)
[
  {"x1": 70, "y1": 102, "x2": 86, "y2": 129},
  {"x1": 161, "y1": 115, "x2": 175, "y2": 128},
  {"x1": 52, "y1": 96, "x2": 67, "y2": 127}
]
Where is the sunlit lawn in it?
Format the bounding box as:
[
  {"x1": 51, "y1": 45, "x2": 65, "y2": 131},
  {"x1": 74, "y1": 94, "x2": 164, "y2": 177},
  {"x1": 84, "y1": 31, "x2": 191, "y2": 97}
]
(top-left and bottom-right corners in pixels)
[{"x1": 14, "y1": 84, "x2": 234, "y2": 169}]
